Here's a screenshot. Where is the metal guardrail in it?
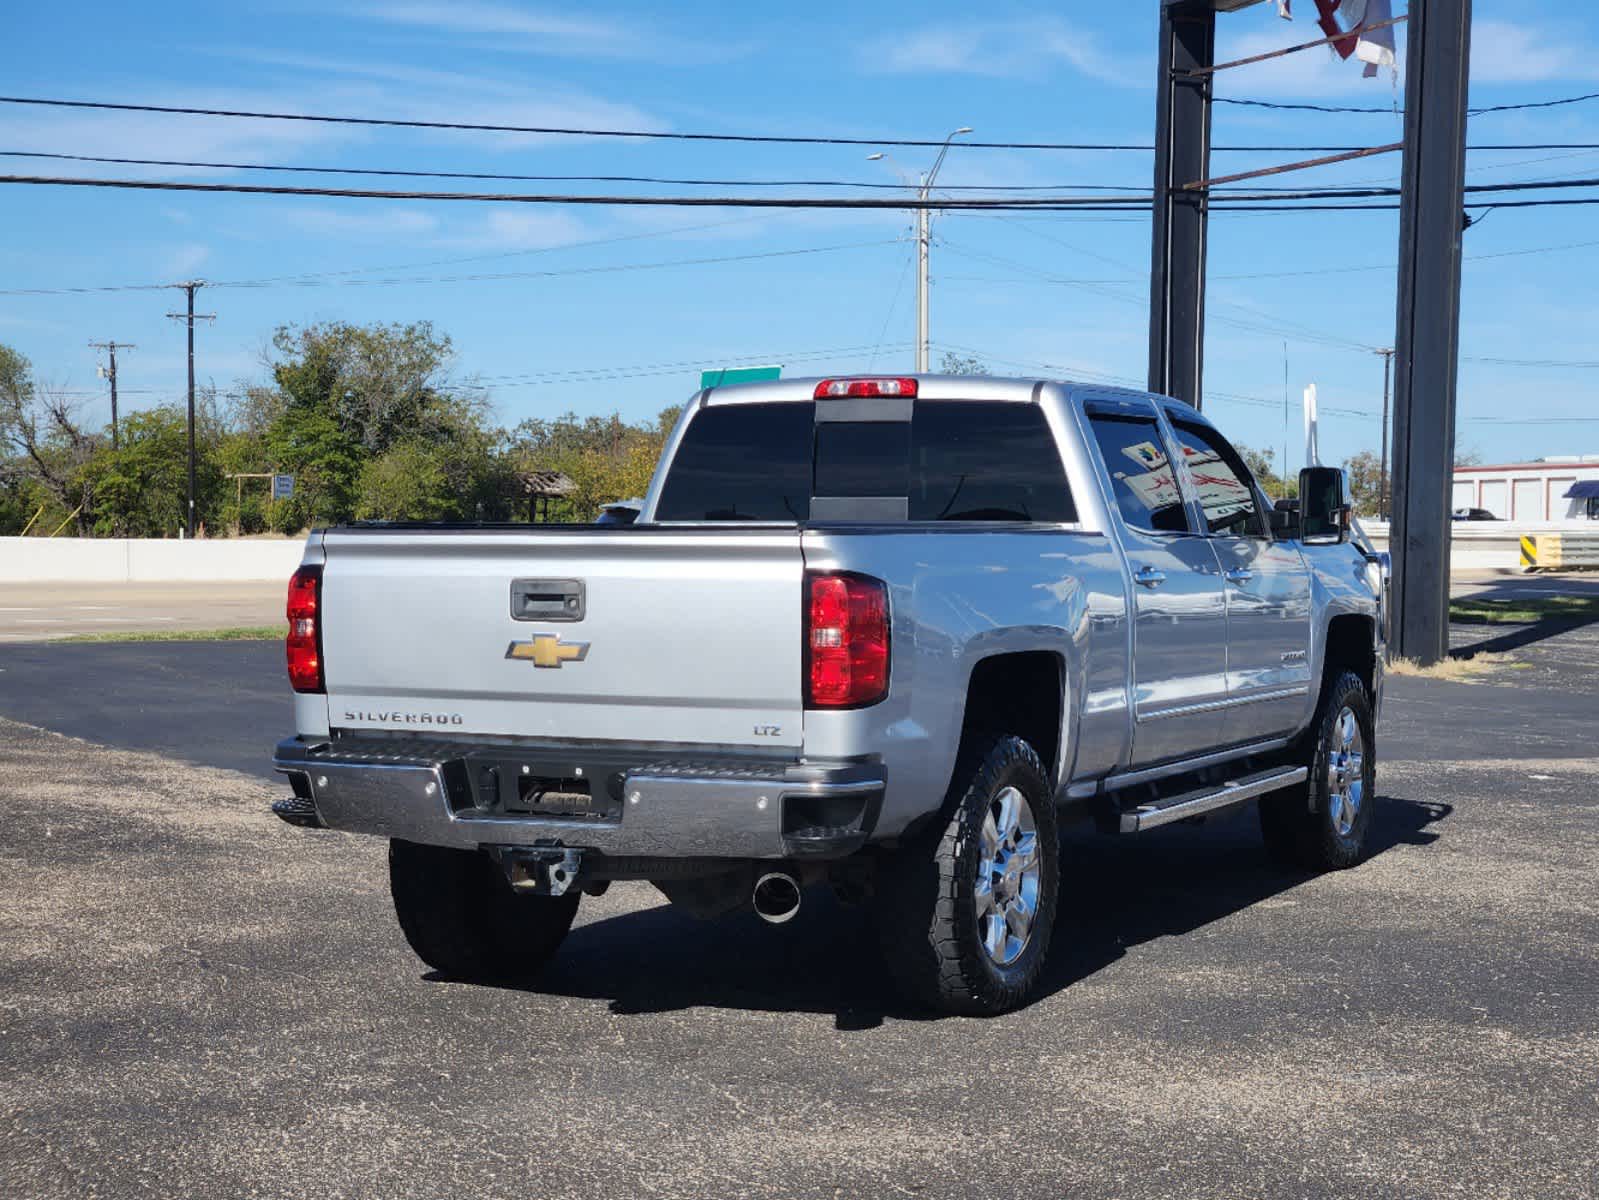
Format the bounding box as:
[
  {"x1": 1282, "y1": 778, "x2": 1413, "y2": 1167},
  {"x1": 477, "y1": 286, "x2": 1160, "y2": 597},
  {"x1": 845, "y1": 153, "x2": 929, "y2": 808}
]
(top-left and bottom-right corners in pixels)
[{"x1": 1520, "y1": 533, "x2": 1599, "y2": 572}]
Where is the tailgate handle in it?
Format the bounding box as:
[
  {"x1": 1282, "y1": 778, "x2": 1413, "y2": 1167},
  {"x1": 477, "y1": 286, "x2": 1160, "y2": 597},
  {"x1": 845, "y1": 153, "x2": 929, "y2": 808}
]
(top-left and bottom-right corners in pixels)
[{"x1": 511, "y1": 578, "x2": 585, "y2": 622}]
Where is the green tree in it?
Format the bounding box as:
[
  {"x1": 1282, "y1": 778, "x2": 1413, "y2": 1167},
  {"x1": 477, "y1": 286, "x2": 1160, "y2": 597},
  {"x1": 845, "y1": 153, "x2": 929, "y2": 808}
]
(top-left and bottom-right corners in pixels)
[
  {"x1": 261, "y1": 403, "x2": 366, "y2": 532},
  {"x1": 1239, "y1": 445, "x2": 1295, "y2": 500},
  {"x1": 1344, "y1": 449, "x2": 1384, "y2": 517},
  {"x1": 0, "y1": 343, "x2": 99, "y2": 535},
  {"x1": 79, "y1": 405, "x2": 225, "y2": 537},
  {"x1": 939, "y1": 351, "x2": 990, "y2": 376},
  {"x1": 506, "y1": 409, "x2": 673, "y2": 521},
  {"x1": 270, "y1": 320, "x2": 458, "y2": 453},
  {"x1": 259, "y1": 321, "x2": 505, "y2": 528},
  {"x1": 355, "y1": 442, "x2": 455, "y2": 522}
]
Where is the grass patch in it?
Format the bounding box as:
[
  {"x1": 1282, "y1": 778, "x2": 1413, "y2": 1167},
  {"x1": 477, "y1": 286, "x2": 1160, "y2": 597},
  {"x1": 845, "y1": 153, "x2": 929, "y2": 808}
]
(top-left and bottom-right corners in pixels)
[
  {"x1": 59, "y1": 626, "x2": 284, "y2": 644},
  {"x1": 1387, "y1": 651, "x2": 1527, "y2": 682},
  {"x1": 1450, "y1": 595, "x2": 1599, "y2": 625}
]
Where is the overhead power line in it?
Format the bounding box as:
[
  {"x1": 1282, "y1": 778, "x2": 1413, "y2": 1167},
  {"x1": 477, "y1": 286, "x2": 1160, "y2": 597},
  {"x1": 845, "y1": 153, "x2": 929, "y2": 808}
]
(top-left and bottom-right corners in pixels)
[
  {"x1": 0, "y1": 94, "x2": 1165, "y2": 152},
  {"x1": 11, "y1": 95, "x2": 1599, "y2": 156},
  {"x1": 15, "y1": 171, "x2": 1599, "y2": 216},
  {"x1": 1219, "y1": 89, "x2": 1599, "y2": 118},
  {"x1": 0, "y1": 173, "x2": 1155, "y2": 209},
  {"x1": 0, "y1": 238, "x2": 904, "y2": 297},
  {"x1": 0, "y1": 150, "x2": 1147, "y2": 193}
]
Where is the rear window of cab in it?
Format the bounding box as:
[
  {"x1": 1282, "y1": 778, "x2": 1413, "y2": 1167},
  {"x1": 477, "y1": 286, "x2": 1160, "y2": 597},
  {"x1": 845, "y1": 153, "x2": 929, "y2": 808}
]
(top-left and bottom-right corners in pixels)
[{"x1": 653, "y1": 400, "x2": 1075, "y2": 524}]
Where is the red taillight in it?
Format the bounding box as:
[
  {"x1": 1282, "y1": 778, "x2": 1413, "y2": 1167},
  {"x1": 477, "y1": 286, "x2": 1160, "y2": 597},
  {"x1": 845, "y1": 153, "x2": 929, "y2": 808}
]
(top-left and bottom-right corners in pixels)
[
  {"x1": 806, "y1": 572, "x2": 890, "y2": 709},
  {"x1": 813, "y1": 377, "x2": 918, "y2": 399},
  {"x1": 286, "y1": 564, "x2": 324, "y2": 694}
]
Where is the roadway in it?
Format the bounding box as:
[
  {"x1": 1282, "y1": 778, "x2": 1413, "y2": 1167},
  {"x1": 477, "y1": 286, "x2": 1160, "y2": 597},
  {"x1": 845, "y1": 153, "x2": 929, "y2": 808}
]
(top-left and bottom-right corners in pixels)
[
  {"x1": 0, "y1": 581, "x2": 284, "y2": 641},
  {"x1": 0, "y1": 619, "x2": 1595, "y2": 1197}
]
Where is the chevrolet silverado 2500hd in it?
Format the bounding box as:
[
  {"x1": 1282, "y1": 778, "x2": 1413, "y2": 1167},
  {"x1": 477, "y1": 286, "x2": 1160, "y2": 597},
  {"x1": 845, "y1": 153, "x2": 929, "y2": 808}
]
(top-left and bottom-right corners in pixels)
[{"x1": 272, "y1": 375, "x2": 1386, "y2": 1015}]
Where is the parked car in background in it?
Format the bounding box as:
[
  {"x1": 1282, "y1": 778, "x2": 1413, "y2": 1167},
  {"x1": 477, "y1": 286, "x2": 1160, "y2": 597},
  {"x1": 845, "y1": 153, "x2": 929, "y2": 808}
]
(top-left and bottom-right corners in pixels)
[
  {"x1": 595, "y1": 499, "x2": 644, "y2": 526},
  {"x1": 1452, "y1": 507, "x2": 1500, "y2": 521}
]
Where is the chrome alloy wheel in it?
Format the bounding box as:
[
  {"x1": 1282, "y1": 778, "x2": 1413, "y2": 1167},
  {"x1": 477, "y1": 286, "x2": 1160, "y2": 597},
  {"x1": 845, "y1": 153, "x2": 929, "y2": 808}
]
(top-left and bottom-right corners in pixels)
[
  {"x1": 975, "y1": 786, "x2": 1041, "y2": 966},
  {"x1": 1327, "y1": 706, "x2": 1366, "y2": 838}
]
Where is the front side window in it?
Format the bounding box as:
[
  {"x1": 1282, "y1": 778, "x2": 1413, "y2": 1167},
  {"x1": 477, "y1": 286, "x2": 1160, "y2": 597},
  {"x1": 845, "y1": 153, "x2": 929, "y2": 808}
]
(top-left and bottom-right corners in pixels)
[
  {"x1": 1170, "y1": 420, "x2": 1267, "y2": 537},
  {"x1": 1087, "y1": 414, "x2": 1191, "y2": 534}
]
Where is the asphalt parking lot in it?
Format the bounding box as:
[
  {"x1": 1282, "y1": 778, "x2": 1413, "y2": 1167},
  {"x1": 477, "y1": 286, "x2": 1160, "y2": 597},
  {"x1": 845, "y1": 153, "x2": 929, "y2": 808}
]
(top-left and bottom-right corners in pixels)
[{"x1": 1, "y1": 614, "x2": 1596, "y2": 1197}]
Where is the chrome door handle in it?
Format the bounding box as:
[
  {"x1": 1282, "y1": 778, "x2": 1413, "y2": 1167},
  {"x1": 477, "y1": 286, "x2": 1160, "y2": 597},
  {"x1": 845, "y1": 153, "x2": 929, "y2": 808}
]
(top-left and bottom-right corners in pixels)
[
  {"x1": 1134, "y1": 565, "x2": 1167, "y2": 588},
  {"x1": 1224, "y1": 568, "x2": 1254, "y2": 584}
]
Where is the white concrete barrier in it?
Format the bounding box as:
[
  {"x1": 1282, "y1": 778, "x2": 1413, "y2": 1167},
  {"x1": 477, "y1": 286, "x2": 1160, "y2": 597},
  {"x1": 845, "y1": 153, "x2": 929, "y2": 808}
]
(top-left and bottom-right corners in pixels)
[
  {"x1": 0, "y1": 537, "x2": 307, "y2": 583},
  {"x1": 1358, "y1": 520, "x2": 1598, "y2": 572}
]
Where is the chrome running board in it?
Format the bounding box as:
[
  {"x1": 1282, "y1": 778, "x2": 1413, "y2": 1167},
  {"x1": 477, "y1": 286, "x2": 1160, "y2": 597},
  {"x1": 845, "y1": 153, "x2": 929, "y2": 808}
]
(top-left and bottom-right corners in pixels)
[{"x1": 1119, "y1": 765, "x2": 1308, "y2": 834}]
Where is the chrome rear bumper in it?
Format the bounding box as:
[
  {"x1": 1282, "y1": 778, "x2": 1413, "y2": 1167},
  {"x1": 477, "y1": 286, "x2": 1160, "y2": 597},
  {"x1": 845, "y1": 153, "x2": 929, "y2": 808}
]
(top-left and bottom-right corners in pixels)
[{"x1": 272, "y1": 736, "x2": 884, "y2": 860}]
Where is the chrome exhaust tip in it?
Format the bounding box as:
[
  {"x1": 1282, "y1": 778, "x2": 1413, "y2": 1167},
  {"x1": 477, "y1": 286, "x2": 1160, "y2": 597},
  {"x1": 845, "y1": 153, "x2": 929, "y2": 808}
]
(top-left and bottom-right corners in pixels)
[{"x1": 752, "y1": 872, "x2": 802, "y2": 924}]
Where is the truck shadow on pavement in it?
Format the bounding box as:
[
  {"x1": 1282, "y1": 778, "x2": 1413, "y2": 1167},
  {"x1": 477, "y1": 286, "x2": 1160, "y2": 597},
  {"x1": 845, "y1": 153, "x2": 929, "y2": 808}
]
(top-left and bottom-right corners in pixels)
[{"x1": 462, "y1": 795, "x2": 1451, "y2": 1029}]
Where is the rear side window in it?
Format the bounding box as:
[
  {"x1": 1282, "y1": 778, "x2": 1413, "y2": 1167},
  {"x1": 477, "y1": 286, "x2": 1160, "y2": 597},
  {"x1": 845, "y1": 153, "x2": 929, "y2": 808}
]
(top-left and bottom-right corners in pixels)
[
  {"x1": 1087, "y1": 414, "x2": 1191, "y2": 534},
  {"x1": 909, "y1": 402, "x2": 1075, "y2": 522},
  {"x1": 654, "y1": 402, "x2": 814, "y2": 521}
]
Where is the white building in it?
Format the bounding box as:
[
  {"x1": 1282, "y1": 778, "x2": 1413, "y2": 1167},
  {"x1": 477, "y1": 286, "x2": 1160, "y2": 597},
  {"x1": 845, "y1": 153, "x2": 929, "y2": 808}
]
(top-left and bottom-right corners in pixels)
[{"x1": 1452, "y1": 457, "x2": 1599, "y2": 523}]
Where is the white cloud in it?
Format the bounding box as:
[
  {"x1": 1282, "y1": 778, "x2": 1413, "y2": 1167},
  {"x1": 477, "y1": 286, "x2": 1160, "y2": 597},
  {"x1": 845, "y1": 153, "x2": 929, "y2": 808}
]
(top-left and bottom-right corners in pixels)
[
  {"x1": 368, "y1": 2, "x2": 620, "y2": 41},
  {"x1": 191, "y1": 49, "x2": 670, "y2": 151},
  {"x1": 357, "y1": 2, "x2": 750, "y2": 63},
  {"x1": 1214, "y1": 14, "x2": 1599, "y2": 99},
  {"x1": 445, "y1": 209, "x2": 593, "y2": 251},
  {"x1": 861, "y1": 19, "x2": 1142, "y2": 85},
  {"x1": 165, "y1": 242, "x2": 211, "y2": 277},
  {"x1": 1470, "y1": 19, "x2": 1599, "y2": 85},
  {"x1": 279, "y1": 206, "x2": 441, "y2": 238},
  {"x1": 1211, "y1": 26, "x2": 1404, "y2": 99}
]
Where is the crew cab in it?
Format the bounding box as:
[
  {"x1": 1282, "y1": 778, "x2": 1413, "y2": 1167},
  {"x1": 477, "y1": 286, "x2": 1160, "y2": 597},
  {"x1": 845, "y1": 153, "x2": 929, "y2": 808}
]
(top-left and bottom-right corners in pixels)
[{"x1": 272, "y1": 375, "x2": 1386, "y2": 1015}]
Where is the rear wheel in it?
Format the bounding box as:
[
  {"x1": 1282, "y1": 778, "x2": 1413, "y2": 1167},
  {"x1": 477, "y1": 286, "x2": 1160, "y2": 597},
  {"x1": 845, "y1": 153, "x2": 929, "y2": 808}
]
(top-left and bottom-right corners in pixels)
[
  {"x1": 388, "y1": 839, "x2": 579, "y2": 981},
  {"x1": 873, "y1": 735, "x2": 1059, "y2": 1016},
  {"x1": 1260, "y1": 671, "x2": 1376, "y2": 871}
]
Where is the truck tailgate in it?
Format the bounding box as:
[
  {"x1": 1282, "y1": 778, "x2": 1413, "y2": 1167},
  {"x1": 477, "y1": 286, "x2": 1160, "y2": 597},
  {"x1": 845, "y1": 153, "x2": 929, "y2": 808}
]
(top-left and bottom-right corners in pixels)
[{"x1": 318, "y1": 527, "x2": 805, "y2": 749}]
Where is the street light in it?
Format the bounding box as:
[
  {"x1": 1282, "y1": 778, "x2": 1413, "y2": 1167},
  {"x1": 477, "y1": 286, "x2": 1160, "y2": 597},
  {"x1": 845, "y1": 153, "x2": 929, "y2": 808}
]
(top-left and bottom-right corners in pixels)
[{"x1": 869, "y1": 126, "x2": 973, "y2": 372}]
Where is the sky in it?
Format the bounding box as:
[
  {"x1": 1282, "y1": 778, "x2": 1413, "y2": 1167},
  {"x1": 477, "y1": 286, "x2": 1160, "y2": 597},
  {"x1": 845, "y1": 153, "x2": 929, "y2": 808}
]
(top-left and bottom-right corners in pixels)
[{"x1": 3, "y1": 1, "x2": 1598, "y2": 476}]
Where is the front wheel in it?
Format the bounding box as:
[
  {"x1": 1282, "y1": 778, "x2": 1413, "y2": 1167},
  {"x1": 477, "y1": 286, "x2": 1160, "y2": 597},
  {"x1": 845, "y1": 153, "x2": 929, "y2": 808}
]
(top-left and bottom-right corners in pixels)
[
  {"x1": 388, "y1": 839, "x2": 579, "y2": 981},
  {"x1": 873, "y1": 735, "x2": 1060, "y2": 1016},
  {"x1": 1260, "y1": 670, "x2": 1376, "y2": 871}
]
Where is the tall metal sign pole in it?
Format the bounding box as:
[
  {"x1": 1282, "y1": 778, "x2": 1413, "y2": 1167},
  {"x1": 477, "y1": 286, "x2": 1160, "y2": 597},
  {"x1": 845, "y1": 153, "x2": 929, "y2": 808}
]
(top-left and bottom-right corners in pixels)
[
  {"x1": 1149, "y1": 0, "x2": 1216, "y2": 410},
  {"x1": 167, "y1": 281, "x2": 214, "y2": 539},
  {"x1": 1389, "y1": 0, "x2": 1472, "y2": 665}
]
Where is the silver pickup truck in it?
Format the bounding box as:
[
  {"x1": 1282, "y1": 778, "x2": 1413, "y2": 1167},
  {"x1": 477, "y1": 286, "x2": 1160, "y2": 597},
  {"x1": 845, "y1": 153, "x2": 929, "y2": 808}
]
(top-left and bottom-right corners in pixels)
[{"x1": 272, "y1": 375, "x2": 1386, "y2": 1015}]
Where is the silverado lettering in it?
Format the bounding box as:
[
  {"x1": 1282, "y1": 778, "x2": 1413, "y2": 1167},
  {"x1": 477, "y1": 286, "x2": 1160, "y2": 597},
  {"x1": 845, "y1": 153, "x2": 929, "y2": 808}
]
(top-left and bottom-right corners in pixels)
[{"x1": 342, "y1": 711, "x2": 465, "y2": 726}]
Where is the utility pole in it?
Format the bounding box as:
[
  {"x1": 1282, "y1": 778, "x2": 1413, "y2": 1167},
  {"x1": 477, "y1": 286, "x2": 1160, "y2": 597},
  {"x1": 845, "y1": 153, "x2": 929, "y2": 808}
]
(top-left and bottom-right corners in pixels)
[
  {"x1": 1390, "y1": 0, "x2": 1472, "y2": 665},
  {"x1": 1149, "y1": 2, "x2": 1216, "y2": 410},
  {"x1": 915, "y1": 198, "x2": 931, "y2": 373},
  {"x1": 1374, "y1": 347, "x2": 1395, "y2": 519},
  {"x1": 869, "y1": 125, "x2": 972, "y2": 373},
  {"x1": 88, "y1": 340, "x2": 135, "y2": 449},
  {"x1": 167, "y1": 281, "x2": 215, "y2": 539}
]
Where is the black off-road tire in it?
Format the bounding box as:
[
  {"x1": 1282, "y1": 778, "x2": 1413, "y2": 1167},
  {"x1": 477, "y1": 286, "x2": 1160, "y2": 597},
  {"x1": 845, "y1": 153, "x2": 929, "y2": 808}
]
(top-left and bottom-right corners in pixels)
[
  {"x1": 872, "y1": 735, "x2": 1060, "y2": 1017},
  {"x1": 1260, "y1": 671, "x2": 1376, "y2": 871},
  {"x1": 388, "y1": 839, "x2": 579, "y2": 981}
]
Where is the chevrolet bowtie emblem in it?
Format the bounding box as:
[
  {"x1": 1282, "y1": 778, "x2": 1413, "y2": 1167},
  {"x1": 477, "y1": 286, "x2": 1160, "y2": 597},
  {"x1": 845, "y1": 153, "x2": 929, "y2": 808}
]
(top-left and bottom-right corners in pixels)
[{"x1": 506, "y1": 634, "x2": 590, "y2": 669}]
